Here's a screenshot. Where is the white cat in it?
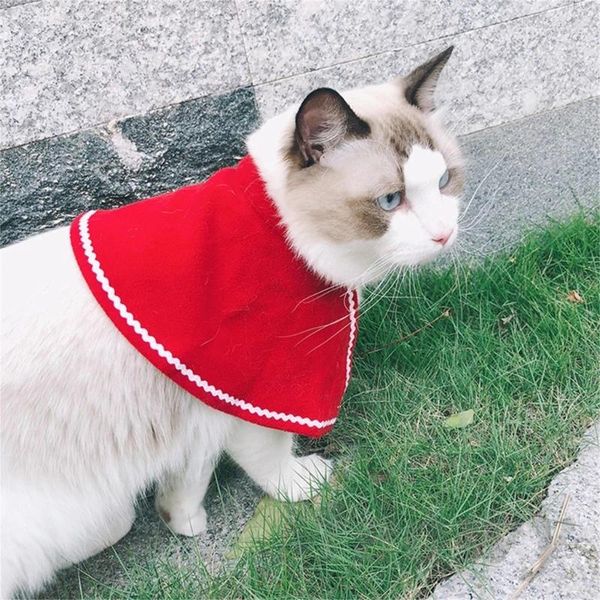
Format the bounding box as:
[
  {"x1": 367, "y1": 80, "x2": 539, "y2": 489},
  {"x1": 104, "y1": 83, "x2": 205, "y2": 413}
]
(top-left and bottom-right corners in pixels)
[{"x1": 0, "y1": 47, "x2": 463, "y2": 598}]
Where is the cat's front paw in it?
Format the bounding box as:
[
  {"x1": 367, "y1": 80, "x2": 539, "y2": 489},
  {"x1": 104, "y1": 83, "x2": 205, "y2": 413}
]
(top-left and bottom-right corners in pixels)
[
  {"x1": 157, "y1": 501, "x2": 207, "y2": 537},
  {"x1": 275, "y1": 454, "x2": 333, "y2": 502}
]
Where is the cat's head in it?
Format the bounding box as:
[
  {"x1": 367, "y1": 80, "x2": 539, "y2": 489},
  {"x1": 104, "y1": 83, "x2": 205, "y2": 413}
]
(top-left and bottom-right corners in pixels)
[{"x1": 248, "y1": 46, "x2": 464, "y2": 288}]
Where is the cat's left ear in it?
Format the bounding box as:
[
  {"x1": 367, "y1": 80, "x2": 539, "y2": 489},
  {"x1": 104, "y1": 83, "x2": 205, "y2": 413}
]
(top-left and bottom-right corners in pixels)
[
  {"x1": 401, "y1": 46, "x2": 454, "y2": 113},
  {"x1": 294, "y1": 88, "x2": 370, "y2": 167}
]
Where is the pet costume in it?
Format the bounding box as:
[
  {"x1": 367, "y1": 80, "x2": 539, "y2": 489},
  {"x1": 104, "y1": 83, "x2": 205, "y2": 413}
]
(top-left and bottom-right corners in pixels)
[{"x1": 71, "y1": 156, "x2": 358, "y2": 437}]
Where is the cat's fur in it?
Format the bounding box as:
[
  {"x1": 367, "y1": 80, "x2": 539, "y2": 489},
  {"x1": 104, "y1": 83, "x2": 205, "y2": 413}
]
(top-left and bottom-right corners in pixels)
[{"x1": 0, "y1": 47, "x2": 463, "y2": 598}]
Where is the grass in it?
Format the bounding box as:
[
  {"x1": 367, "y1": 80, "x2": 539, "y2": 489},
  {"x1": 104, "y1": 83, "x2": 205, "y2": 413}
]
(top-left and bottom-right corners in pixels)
[{"x1": 55, "y1": 213, "x2": 600, "y2": 599}]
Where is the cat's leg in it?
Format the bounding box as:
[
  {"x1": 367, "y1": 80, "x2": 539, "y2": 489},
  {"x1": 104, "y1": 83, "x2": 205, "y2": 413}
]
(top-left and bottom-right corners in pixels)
[
  {"x1": 155, "y1": 445, "x2": 219, "y2": 537},
  {"x1": 226, "y1": 420, "x2": 332, "y2": 501}
]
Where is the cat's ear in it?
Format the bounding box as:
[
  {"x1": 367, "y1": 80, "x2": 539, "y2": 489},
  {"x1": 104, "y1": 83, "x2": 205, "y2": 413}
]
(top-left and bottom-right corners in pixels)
[
  {"x1": 402, "y1": 46, "x2": 454, "y2": 113},
  {"x1": 294, "y1": 88, "x2": 370, "y2": 166}
]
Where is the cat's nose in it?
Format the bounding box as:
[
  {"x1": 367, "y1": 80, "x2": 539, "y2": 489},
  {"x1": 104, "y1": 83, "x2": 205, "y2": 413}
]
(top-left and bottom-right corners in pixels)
[{"x1": 432, "y1": 229, "x2": 454, "y2": 246}]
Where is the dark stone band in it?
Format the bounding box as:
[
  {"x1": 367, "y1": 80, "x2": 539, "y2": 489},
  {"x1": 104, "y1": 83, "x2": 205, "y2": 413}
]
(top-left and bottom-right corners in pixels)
[{"x1": 0, "y1": 87, "x2": 259, "y2": 247}]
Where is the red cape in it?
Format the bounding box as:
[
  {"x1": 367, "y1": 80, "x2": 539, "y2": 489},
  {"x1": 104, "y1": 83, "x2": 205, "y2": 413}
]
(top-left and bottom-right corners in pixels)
[{"x1": 70, "y1": 156, "x2": 358, "y2": 437}]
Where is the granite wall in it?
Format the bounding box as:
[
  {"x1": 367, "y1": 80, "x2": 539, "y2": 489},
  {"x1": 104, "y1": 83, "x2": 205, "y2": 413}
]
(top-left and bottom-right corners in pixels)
[{"x1": 1, "y1": 0, "x2": 598, "y2": 246}]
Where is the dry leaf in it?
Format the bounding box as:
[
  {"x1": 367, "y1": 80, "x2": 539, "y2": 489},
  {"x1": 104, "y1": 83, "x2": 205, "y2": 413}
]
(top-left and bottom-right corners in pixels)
[
  {"x1": 443, "y1": 409, "x2": 474, "y2": 429},
  {"x1": 370, "y1": 471, "x2": 388, "y2": 484},
  {"x1": 322, "y1": 442, "x2": 340, "y2": 458},
  {"x1": 566, "y1": 290, "x2": 584, "y2": 303},
  {"x1": 310, "y1": 494, "x2": 323, "y2": 509},
  {"x1": 226, "y1": 496, "x2": 286, "y2": 559}
]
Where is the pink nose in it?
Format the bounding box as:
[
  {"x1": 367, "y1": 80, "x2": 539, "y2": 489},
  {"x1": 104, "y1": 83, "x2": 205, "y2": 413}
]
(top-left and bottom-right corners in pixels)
[{"x1": 432, "y1": 229, "x2": 453, "y2": 246}]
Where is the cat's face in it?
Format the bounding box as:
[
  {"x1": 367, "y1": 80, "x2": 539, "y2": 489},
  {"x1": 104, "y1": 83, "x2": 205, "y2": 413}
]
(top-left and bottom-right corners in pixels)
[{"x1": 248, "y1": 47, "x2": 464, "y2": 287}]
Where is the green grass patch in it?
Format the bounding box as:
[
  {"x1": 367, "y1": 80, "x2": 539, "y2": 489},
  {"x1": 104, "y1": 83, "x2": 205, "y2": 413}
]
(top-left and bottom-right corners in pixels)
[{"x1": 60, "y1": 214, "x2": 600, "y2": 599}]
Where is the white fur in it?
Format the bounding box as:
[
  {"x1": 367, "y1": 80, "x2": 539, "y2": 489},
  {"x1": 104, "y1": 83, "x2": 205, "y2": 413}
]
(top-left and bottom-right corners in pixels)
[
  {"x1": 0, "y1": 227, "x2": 331, "y2": 597},
  {"x1": 382, "y1": 145, "x2": 459, "y2": 266}
]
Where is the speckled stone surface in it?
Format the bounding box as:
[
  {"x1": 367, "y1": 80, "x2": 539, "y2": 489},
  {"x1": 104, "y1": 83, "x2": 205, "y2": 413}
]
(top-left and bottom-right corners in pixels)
[
  {"x1": 0, "y1": 0, "x2": 250, "y2": 149},
  {"x1": 3, "y1": 1, "x2": 597, "y2": 150},
  {"x1": 431, "y1": 423, "x2": 600, "y2": 600},
  {"x1": 253, "y1": 1, "x2": 599, "y2": 135},
  {"x1": 449, "y1": 96, "x2": 599, "y2": 261},
  {"x1": 0, "y1": 87, "x2": 259, "y2": 247},
  {"x1": 0, "y1": 0, "x2": 39, "y2": 8},
  {"x1": 236, "y1": 0, "x2": 570, "y2": 84}
]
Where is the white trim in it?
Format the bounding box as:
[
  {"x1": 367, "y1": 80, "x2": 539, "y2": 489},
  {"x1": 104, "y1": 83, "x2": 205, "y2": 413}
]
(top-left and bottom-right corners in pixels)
[
  {"x1": 78, "y1": 211, "x2": 356, "y2": 431},
  {"x1": 344, "y1": 290, "x2": 357, "y2": 390}
]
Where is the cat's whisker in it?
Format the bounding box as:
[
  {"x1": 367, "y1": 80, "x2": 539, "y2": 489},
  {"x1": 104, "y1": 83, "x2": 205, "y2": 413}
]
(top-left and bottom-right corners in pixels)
[
  {"x1": 458, "y1": 154, "x2": 506, "y2": 224},
  {"x1": 456, "y1": 237, "x2": 516, "y2": 258},
  {"x1": 288, "y1": 262, "x2": 394, "y2": 345},
  {"x1": 450, "y1": 232, "x2": 511, "y2": 260},
  {"x1": 362, "y1": 257, "x2": 451, "y2": 308},
  {"x1": 358, "y1": 271, "x2": 409, "y2": 319},
  {"x1": 280, "y1": 314, "x2": 351, "y2": 342},
  {"x1": 293, "y1": 255, "x2": 391, "y2": 311},
  {"x1": 459, "y1": 185, "x2": 503, "y2": 233},
  {"x1": 293, "y1": 283, "x2": 347, "y2": 309},
  {"x1": 459, "y1": 199, "x2": 498, "y2": 233},
  {"x1": 350, "y1": 256, "x2": 394, "y2": 289},
  {"x1": 356, "y1": 264, "x2": 403, "y2": 310},
  {"x1": 378, "y1": 271, "x2": 405, "y2": 328},
  {"x1": 360, "y1": 276, "x2": 394, "y2": 313},
  {"x1": 374, "y1": 274, "x2": 421, "y2": 305},
  {"x1": 302, "y1": 317, "x2": 353, "y2": 356}
]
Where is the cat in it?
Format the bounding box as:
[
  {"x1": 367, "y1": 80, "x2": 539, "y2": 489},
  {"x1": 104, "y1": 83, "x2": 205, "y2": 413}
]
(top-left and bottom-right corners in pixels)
[{"x1": 0, "y1": 46, "x2": 464, "y2": 598}]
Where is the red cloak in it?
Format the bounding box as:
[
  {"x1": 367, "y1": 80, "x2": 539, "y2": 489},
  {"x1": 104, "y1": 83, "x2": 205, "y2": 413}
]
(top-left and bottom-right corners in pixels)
[{"x1": 70, "y1": 156, "x2": 358, "y2": 437}]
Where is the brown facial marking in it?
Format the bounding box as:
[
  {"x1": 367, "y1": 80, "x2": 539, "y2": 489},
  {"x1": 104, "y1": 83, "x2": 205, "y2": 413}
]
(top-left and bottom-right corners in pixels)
[
  {"x1": 351, "y1": 196, "x2": 392, "y2": 238},
  {"x1": 387, "y1": 118, "x2": 433, "y2": 161},
  {"x1": 308, "y1": 195, "x2": 391, "y2": 242},
  {"x1": 443, "y1": 167, "x2": 465, "y2": 197}
]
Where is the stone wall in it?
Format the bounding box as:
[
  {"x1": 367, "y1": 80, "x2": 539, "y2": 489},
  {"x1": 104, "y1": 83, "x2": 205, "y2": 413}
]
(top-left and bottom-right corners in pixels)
[{"x1": 1, "y1": 0, "x2": 598, "y2": 246}]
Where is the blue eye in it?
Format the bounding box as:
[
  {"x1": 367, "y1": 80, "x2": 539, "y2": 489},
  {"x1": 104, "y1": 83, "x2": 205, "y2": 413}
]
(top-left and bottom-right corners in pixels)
[
  {"x1": 376, "y1": 191, "x2": 402, "y2": 211},
  {"x1": 439, "y1": 169, "x2": 450, "y2": 189}
]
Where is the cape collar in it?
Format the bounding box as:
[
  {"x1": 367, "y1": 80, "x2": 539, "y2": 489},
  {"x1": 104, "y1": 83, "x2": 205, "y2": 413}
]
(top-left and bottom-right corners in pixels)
[{"x1": 71, "y1": 157, "x2": 358, "y2": 437}]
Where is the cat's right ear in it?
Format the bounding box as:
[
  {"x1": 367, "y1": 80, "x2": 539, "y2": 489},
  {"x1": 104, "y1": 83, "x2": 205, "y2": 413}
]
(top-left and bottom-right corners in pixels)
[{"x1": 294, "y1": 88, "x2": 370, "y2": 167}]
